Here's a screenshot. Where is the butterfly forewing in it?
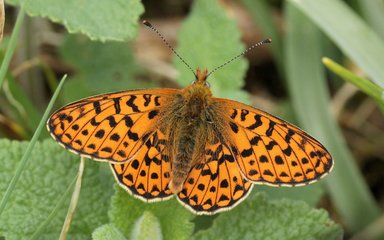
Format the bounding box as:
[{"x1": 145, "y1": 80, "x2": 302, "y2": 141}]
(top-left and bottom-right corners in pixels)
[
  {"x1": 216, "y1": 98, "x2": 333, "y2": 186},
  {"x1": 47, "y1": 89, "x2": 179, "y2": 162},
  {"x1": 177, "y1": 138, "x2": 252, "y2": 214}
]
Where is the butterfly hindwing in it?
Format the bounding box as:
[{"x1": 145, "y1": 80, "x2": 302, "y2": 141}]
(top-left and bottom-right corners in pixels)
[
  {"x1": 216, "y1": 98, "x2": 333, "y2": 186},
  {"x1": 47, "y1": 89, "x2": 179, "y2": 162},
  {"x1": 177, "y1": 139, "x2": 253, "y2": 214},
  {"x1": 110, "y1": 129, "x2": 173, "y2": 201}
]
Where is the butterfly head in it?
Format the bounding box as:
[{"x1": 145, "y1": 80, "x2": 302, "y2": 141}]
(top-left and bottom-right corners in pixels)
[
  {"x1": 183, "y1": 68, "x2": 212, "y2": 102},
  {"x1": 193, "y1": 68, "x2": 209, "y2": 87}
]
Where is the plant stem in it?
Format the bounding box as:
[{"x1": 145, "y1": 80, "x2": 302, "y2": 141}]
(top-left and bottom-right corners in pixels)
[{"x1": 59, "y1": 156, "x2": 85, "y2": 240}]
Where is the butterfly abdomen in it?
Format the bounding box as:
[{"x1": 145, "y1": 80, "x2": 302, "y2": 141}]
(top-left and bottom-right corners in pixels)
[
  {"x1": 168, "y1": 85, "x2": 213, "y2": 193},
  {"x1": 169, "y1": 121, "x2": 198, "y2": 193}
]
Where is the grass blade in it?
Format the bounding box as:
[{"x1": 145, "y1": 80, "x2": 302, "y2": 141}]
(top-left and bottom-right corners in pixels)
[
  {"x1": 0, "y1": 9, "x2": 24, "y2": 87},
  {"x1": 0, "y1": 74, "x2": 67, "y2": 216},
  {"x1": 322, "y1": 57, "x2": 384, "y2": 108}
]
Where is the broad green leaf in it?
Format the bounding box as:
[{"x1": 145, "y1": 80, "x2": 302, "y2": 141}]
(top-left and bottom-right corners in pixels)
[
  {"x1": 193, "y1": 184, "x2": 324, "y2": 234},
  {"x1": 59, "y1": 77, "x2": 94, "y2": 104},
  {"x1": 255, "y1": 183, "x2": 324, "y2": 207},
  {"x1": 6, "y1": 0, "x2": 144, "y2": 42},
  {"x1": 194, "y1": 184, "x2": 324, "y2": 234},
  {"x1": 92, "y1": 224, "x2": 127, "y2": 240},
  {"x1": 191, "y1": 193, "x2": 343, "y2": 240},
  {"x1": 289, "y1": 0, "x2": 384, "y2": 89},
  {"x1": 30, "y1": 173, "x2": 77, "y2": 240},
  {"x1": 131, "y1": 211, "x2": 162, "y2": 240},
  {"x1": 192, "y1": 215, "x2": 217, "y2": 234},
  {"x1": 0, "y1": 139, "x2": 114, "y2": 239},
  {"x1": 108, "y1": 187, "x2": 194, "y2": 240},
  {"x1": 285, "y1": 3, "x2": 380, "y2": 231},
  {"x1": 59, "y1": 35, "x2": 155, "y2": 102},
  {"x1": 174, "y1": 0, "x2": 249, "y2": 102}
]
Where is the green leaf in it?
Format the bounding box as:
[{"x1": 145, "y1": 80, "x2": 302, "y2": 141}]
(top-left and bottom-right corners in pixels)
[
  {"x1": 195, "y1": 183, "x2": 325, "y2": 235},
  {"x1": 255, "y1": 183, "x2": 324, "y2": 207},
  {"x1": 108, "y1": 186, "x2": 194, "y2": 240},
  {"x1": 191, "y1": 193, "x2": 343, "y2": 240},
  {"x1": 285, "y1": 3, "x2": 380, "y2": 231},
  {"x1": 131, "y1": 211, "x2": 162, "y2": 240},
  {"x1": 59, "y1": 35, "x2": 156, "y2": 102},
  {"x1": 0, "y1": 139, "x2": 114, "y2": 239},
  {"x1": 6, "y1": 0, "x2": 144, "y2": 42},
  {"x1": 289, "y1": 0, "x2": 384, "y2": 89},
  {"x1": 174, "y1": 0, "x2": 249, "y2": 102},
  {"x1": 30, "y1": 173, "x2": 77, "y2": 240},
  {"x1": 92, "y1": 224, "x2": 127, "y2": 240}
]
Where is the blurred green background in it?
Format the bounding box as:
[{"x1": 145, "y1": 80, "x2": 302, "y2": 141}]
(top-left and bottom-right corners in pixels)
[{"x1": 0, "y1": 0, "x2": 383, "y2": 239}]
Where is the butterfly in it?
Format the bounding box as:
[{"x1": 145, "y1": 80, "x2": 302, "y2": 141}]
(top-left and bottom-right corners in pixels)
[
  {"x1": 47, "y1": 69, "x2": 333, "y2": 215},
  {"x1": 47, "y1": 21, "x2": 333, "y2": 215}
]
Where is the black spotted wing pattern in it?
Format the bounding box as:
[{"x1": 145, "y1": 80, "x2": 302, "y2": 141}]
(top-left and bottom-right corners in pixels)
[
  {"x1": 217, "y1": 98, "x2": 333, "y2": 186},
  {"x1": 177, "y1": 138, "x2": 253, "y2": 214},
  {"x1": 111, "y1": 129, "x2": 173, "y2": 201},
  {"x1": 47, "y1": 89, "x2": 179, "y2": 162}
]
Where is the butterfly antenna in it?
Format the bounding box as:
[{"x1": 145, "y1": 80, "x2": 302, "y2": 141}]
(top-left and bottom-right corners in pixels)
[
  {"x1": 143, "y1": 20, "x2": 197, "y2": 79},
  {"x1": 207, "y1": 38, "x2": 272, "y2": 78}
]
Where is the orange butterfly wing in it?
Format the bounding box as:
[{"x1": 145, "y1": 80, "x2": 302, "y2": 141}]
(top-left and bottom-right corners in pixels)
[
  {"x1": 177, "y1": 138, "x2": 252, "y2": 214},
  {"x1": 110, "y1": 129, "x2": 173, "y2": 201},
  {"x1": 216, "y1": 98, "x2": 333, "y2": 186},
  {"x1": 47, "y1": 89, "x2": 179, "y2": 163}
]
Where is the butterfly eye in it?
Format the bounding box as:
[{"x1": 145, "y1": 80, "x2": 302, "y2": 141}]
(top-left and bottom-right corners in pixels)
[
  {"x1": 191, "y1": 80, "x2": 197, "y2": 84},
  {"x1": 204, "y1": 81, "x2": 210, "y2": 88}
]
